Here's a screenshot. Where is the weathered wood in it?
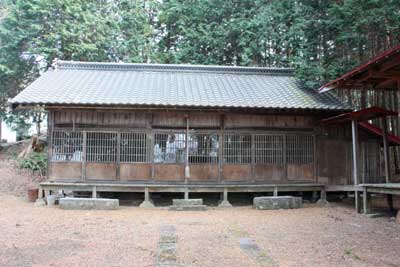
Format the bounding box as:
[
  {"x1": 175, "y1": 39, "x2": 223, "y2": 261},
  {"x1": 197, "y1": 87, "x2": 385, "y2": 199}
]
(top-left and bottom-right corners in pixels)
[
  {"x1": 382, "y1": 117, "x2": 391, "y2": 183},
  {"x1": 351, "y1": 119, "x2": 361, "y2": 213}
]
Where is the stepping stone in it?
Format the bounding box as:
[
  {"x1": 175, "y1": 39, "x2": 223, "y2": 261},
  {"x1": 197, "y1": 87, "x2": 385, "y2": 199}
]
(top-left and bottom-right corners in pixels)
[
  {"x1": 156, "y1": 225, "x2": 177, "y2": 267},
  {"x1": 239, "y1": 237, "x2": 276, "y2": 266},
  {"x1": 254, "y1": 196, "x2": 302, "y2": 210}
]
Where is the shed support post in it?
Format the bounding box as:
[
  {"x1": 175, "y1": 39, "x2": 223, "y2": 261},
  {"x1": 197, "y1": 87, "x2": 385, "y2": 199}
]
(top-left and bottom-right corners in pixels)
[
  {"x1": 382, "y1": 117, "x2": 394, "y2": 212},
  {"x1": 139, "y1": 187, "x2": 154, "y2": 208},
  {"x1": 218, "y1": 188, "x2": 232, "y2": 208},
  {"x1": 351, "y1": 119, "x2": 361, "y2": 213},
  {"x1": 382, "y1": 117, "x2": 391, "y2": 183},
  {"x1": 362, "y1": 186, "x2": 370, "y2": 214}
]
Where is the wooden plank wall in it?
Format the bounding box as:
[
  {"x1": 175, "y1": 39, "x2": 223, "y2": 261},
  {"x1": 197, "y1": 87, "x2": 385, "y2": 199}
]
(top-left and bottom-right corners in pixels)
[{"x1": 48, "y1": 108, "x2": 351, "y2": 184}]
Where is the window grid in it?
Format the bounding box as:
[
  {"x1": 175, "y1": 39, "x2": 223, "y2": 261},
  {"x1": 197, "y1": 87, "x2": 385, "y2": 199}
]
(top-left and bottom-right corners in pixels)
[
  {"x1": 154, "y1": 132, "x2": 186, "y2": 164},
  {"x1": 51, "y1": 130, "x2": 314, "y2": 165},
  {"x1": 120, "y1": 132, "x2": 149, "y2": 163},
  {"x1": 254, "y1": 135, "x2": 284, "y2": 164},
  {"x1": 286, "y1": 135, "x2": 314, "y2": 164},
  {"x1": 223, "y1": 134, "x2": 251, "y2": 164},
  {"x1": 188, "y1": 133, "x2": 219, "y2": 164},
  {"x1": 51, "y1": 130, "x2": 83, "y2": 162},
  {"x1": 86, "y1": 132, "x2": 117, "y2": 162}
]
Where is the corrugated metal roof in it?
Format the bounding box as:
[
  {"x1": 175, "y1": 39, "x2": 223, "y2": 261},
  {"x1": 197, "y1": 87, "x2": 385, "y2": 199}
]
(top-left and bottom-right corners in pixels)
[{"x1": 11, "y1": 60, "x2": 351, "y2": 111}]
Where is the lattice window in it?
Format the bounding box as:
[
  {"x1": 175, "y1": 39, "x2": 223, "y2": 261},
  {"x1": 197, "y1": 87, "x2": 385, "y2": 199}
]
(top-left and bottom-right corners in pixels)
[
  {"x1": 86, "y1": 132, "x2": 117, "y2": 162},
  {"x1": 154, "y1": 133, "x2": 186, "y2": 163},
  {"x1": 254, "y1": 135, "x2": 284, "y2": 164},
  {"x1": 286, "y1": 135, "x2": 314, "y2": 164},
  {"x1": 51, "y1": 130, "x2": 83, "y2": 162},
  {"x1": 188, "y1": 134, "x2": 219, "y2": 164},
  {"x1": 120, "y1": 132, "x2": 149, "y2": 163},
  {"x1": 223, "y1": 134, "x2": 251, "y2": 164}
]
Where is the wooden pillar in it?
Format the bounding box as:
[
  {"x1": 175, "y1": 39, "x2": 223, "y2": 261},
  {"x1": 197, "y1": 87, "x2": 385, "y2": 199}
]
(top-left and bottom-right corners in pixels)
[
  {"x1": 82, "y1": 131, "x2": 87, "y2": 181},
  {"x1": 382, "y1": 117, "x2": 391, "y2": 183},
  {"x1": 218, "y1": 114, "x2": 225, "y2": 183},
  {"x1": 351, "y1": 119, "x2": 361, "y2": 212},
  {"x1": 251, "y1": 134, "x2": 255, "y2": 182},
  {"x1": 184, "y1": 115, "x2": 190, "y2": 183},
  {"x1": 116, "y1": 132, "x2": 121, "y2": 180}
]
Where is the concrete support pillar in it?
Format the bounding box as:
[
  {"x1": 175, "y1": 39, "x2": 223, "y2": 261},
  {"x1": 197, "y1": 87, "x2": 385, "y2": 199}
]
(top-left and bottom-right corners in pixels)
[
  {"x1": 273, "y1": 186, "x2": 278, "y2": 197},
  {"x1": 92, "y1": 186, "x2": 97, "y2": 199},
  {"x1": 218, "y1": 188, "x2": 232, "y2": 208},
  {"x1": 184, "y1": 188, "x2": 189, "y2": 200},
  {"x1": 139, "y1": 187, "x2": 155, "y2": 208},
  {"x1": 317, "y1": 187, "x2": 329, "y2": 206}
]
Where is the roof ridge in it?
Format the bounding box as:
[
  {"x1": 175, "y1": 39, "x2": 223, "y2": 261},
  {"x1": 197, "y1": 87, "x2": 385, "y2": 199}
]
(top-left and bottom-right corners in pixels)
[{"x1": 56, "y1": 60, "x2": 294, "y2": 76}]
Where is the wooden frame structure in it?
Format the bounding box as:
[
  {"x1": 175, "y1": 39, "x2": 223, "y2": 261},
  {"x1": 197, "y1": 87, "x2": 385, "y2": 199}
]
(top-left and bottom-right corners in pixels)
[{"x1": 320, "y1": 44, "x2": 400, "y2": 213}]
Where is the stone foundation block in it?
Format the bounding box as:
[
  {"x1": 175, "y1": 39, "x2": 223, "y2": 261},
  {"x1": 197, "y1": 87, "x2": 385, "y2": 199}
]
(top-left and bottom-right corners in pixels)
[
  {"x1": 172, "y1": 198, "x2": 203, "y2": 206},
  {"x1": 253, "y1": 196, "x2": 302, "y2": 210},
  {"x1": 59, "y1": 197, "x2": 119, "y2": 210},
  {"x1": 169, "y1": 205, "x2": 207, "y2": 211}
]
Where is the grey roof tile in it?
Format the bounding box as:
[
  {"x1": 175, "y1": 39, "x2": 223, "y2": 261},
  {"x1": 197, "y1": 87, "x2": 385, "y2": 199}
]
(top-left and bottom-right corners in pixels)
[{"x1": 10, "y1": 61, "x2": 351, "y2": 111}]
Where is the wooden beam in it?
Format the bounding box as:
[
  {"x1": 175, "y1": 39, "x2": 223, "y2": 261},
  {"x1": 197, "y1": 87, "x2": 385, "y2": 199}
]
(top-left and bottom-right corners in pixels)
[
  {"x1": 380, "y1": 54, "x2": 400, "y2": 72},
  {"x1": 375, "y1": 78, "x2": 398, "y2": 89}
]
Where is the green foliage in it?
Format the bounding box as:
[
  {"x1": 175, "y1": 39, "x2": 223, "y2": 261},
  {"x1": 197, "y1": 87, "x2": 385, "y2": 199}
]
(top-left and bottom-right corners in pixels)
[
  {"x1": 17, "y1": 152, "x2": 47, "y2": 174},
  {"x1": 0, "y1": 0, "x2": 399, "y2": 109}
]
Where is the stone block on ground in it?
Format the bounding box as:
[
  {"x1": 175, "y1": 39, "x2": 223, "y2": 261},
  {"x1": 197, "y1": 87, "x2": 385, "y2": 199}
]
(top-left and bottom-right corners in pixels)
[
  {"x1": 169, "y1": 205, "x2": 207, "y2": 211},
  {"x1": 253, "y1": 196, "x2": 302, "y2": 210},
  {"x1": 59, "y1": 197, "x2": 119, "y2": 210},
  {"x1": 172, "y1": 198, "x2": 203, "y2": 206}
]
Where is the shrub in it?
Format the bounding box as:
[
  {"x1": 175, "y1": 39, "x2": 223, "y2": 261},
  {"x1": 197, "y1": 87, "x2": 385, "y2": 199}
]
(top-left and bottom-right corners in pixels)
[{"x1": 17, "y1": 152, "x2": 47, "y2": 176}]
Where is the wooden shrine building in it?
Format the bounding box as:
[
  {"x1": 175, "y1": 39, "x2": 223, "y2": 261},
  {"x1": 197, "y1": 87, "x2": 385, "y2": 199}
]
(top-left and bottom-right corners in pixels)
[{"x1": 11, "y1": 60, "x2": 398, "y2": 206}]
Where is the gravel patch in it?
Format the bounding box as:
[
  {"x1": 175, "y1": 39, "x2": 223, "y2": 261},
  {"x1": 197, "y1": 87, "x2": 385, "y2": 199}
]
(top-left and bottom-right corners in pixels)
[{"x1": 0, "y1": 198, "x2": 400, "y2": 266}]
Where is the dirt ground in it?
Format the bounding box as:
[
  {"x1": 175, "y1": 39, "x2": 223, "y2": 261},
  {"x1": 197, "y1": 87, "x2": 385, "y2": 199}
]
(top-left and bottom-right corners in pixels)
[{"x1": 1, "y1": 161, "x2": 400, "y2": 267}]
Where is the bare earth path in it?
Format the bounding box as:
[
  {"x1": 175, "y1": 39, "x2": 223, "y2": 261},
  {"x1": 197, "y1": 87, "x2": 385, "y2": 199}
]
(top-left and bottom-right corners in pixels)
[{"x1": 0, "y1": 195, "x2": 400, "y2": 267}]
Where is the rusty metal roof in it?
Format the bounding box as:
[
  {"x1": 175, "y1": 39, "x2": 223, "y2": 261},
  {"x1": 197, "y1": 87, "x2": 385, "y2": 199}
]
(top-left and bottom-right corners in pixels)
[{"x1": 11, "y1": 61, "x2": 350, "y2": 111}]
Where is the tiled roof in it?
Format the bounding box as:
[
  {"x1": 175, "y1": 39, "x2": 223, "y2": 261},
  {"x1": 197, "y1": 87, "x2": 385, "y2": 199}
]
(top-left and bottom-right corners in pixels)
[{"x1": 11, "y1": 61, "x2": 351, "y2": 111}]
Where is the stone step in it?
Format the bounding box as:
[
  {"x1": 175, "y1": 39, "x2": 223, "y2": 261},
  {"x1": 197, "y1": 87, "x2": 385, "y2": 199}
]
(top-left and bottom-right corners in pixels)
[
  {"x1": 253, "y1": 196, "x2": 302, "y2": 210},
  {"x1": 172, "y1": 198, "x2": 203, "y2": 206},
  {"x1": 169, "y1": 204, "x2": 208, "y2": 211}
]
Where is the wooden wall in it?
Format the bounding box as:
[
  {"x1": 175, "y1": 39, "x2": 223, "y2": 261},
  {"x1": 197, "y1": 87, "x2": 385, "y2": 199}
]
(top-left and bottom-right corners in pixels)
[{"x1": 48, "y1": 108, "x2": 359, "y2": 185}]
